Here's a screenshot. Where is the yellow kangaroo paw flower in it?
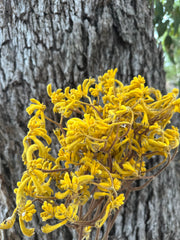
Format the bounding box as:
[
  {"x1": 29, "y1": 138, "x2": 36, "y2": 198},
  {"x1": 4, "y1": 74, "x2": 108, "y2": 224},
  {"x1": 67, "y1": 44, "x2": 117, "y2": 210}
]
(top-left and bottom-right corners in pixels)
[
  {"x1": 0, "y1": 208, "x2": 17, "y2": 229},
  {"x1": 41, "y1": 220, "x2": 68, "y2": 234},
  {"x1": 55, "y1": 190, "x2": 70, "y2": 199},
  {"x1": 19, "y1": 217, "x2": 35, "y2": 237}
]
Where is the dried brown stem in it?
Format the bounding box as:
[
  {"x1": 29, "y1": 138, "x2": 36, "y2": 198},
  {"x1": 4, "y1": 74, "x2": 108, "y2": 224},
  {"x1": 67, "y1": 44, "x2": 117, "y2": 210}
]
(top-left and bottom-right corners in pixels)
[
  {"x1": 77, "y1": 100, "x2": 103, "y2": 119},
  {"x1": 45, "y1": 115, "x2": 61, "y2": 127},
  {"x1": 78, "y1": 226, "x2": 84, "y2": 240},
  {"x1": 82, "y1": 198, "x2": 103, "y2": 221},
  {"x1": 76, "y1": 200, "x2": 109, "y2": 227},
  {"x1": 103, "y1": 189, "x2": 131, "y2": 240},
  {"x1": 45, "y1": 115, "x2": 66, "y2": 137},
  {"x1": 95, "y1": 228, "x2": 101, "y2": 240},
  {"x1": 38, "y1": 168, "x2": 70, "y2": 173},
  {"x1": 69, "y1": 108, "x2": 84, "y2": 115}
]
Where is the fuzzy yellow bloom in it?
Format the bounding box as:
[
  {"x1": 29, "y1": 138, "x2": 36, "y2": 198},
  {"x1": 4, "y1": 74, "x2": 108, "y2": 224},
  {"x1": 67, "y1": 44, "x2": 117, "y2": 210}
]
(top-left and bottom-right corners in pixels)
[
  {"x1": 94, "y1": 191, "x2": 110, "y2": 199},
  {"x1": 20, "y1": 200, "x2": 36, "y2": 222},
  {"x1": 40, "y1": 201, "x2": 55, "y2": 221},
  {"x1": 111, "y1": 194, "x2": 125, "y2": 210},
  {"x1": 122, "y1": 162, "x2": 138, "y2": 176},
  {"x1": 1, "y1": 69, "x2": 180, "y2": 239},
  {"x1": 41, "y1": 220, "x2": 68, "y2": 234},
  {"x1": 0, "y1": 208, "x2": 17, "y2": 230},
  {"x1": 19, "y1": 217, "x2": 35, "y2": 237},
  {"x1": 55, "y1": 203, "x2": 79, "y2": 222},
  {"x1": 78, "y1": 175, "x2": 94, "y2": 184},
  {"x1": 95, "y1": 193, "x2": 125, "y2": 228},
  {"x1": 95, "y1": 203, "x2": 111, "y2": 228},
  {"x1": 55, "y1": 190, "x2": 71, "y2": 199},
  {"x1": 60, "y1": 172, "x2": 72, "y2": 190},
  {"x1": 83, "y1": 226, "x2": 92, "y2": 240},
  {"x1": 26, "y1": 98, "x2": 46, "y2": 115},
  {"x1": 15, "y1": 174, "x2": 31, "y2": 207}
]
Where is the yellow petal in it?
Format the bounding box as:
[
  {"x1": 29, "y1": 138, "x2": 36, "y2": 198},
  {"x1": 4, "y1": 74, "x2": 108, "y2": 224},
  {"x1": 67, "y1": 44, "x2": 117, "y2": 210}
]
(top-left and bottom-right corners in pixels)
[
  {"x1": 78, "y1": 175, "x2": 94, "y2": 185},
  {"x1": 41, "y1": 220, "x2": 68, "y2": 233},
  {"x1": 94, "y1": 192, "x2": 110, "y2": 199},
  {"x1": 113, "y1": 178, "x2": 121, "y2": 191},
  {"x1": 28, "y1": 135, "x2": 46, "y2": 157},
  {"x1": 148, "y1": 139, "x2": 167, "y2": 148},
  {"x1": 47, "y1": 84, "x2": 52, "y2": 97},
  {"x1": 0, "y1": 208, "x2": 17, "y2": 229},
  {"x1": 112, "y1": 194, "x2": 125, "y2": 209},
  {"x1": 113, "y1": 161, "x2": 127, "y2": 175},
  {"x1": 95, "y1": 203, "x2": 111, "y2": 228},
  {"x1": 22, "y1": 138, "x2": 29, "y2": 163},
  {"x1": 19, "y1": 217, "x2": 34, "y2": 237},
  {"x1": 30, "y1": 98, "x2": 41, "y2": 105},
  {"x1": 26, "y1": 144, "x2": 38, "y2": 163},
  {"x1": 26, "y1": 103, "x2": 46, "y2": 115},
  {"x1": 122, "y1": 162, "x2": 136, "y2": 172},
  {"x1": 32, "y1": 128, "x2": 52, "y2": 145},
  {"x1": 55, "y1": 190, "x2": 70, "y2": 199},
  {"x1": 16, "y1": 176, "x2": 31, "y2": 207}
]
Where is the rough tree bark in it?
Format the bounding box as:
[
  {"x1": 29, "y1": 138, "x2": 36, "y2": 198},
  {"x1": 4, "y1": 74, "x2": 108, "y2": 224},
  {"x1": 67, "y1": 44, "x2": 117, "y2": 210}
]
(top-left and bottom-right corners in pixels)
[{"x1": 0, "y1": 0, "x2": 179, "y2": 240}]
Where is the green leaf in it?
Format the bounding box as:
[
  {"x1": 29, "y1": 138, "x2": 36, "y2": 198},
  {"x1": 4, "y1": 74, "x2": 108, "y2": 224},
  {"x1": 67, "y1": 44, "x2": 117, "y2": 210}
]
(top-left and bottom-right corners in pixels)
[
  {"x1": 165, "y1": 0, "x2": 174, "y2": 14},
  {"x1": 164, "y1": 35, "x2": 173, "y2": 49},
  {"x1": 157, "y1": 20, "x2": 169, "y2": 37},
  {"x1": 154, "y1": 0, "x2": 164, "y2": 23},
  {"x1": 167, "y1": 48, "x2": 175, "y2": 64},
  {"x1": 164, "y1": 35, "x2": 175, "y2": 63},
  {"x1": 173, "y1": 6, "x2": 180, "y2": 34}
]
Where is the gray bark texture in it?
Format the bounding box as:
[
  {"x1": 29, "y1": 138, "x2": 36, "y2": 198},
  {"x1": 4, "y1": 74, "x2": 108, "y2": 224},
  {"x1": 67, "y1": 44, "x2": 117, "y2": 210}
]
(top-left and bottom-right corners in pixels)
[{"x1": 0, "y1": 0, "x2": 179, "y2": 240}]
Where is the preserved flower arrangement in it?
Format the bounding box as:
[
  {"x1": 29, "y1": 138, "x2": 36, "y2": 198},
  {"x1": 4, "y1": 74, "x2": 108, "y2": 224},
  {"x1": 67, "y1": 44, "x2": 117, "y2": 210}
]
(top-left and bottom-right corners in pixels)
[{"x1": 0, "y1": 69, "x2": 180, "y2": 240}]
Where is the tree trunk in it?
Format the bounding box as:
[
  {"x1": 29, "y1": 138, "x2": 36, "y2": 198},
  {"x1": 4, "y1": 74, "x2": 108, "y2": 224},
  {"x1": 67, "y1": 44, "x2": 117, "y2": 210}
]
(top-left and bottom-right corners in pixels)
[{"x1": 0, "y1": 0, "x2": 179, "y2": 239}]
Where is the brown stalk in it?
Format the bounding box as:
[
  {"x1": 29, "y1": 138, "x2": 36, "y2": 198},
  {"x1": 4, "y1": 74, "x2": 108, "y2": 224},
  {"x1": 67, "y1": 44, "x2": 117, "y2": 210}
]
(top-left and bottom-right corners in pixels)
[
  {"x1": 92, "y1": 200, "x2": 105, "y2": 221},
  {"x1": 76, "y1": 199, "x2": 110, "y2": 226},
  {"x1": 95, "y1": 228, "x2": 101, "y2": 240},
  {"x1": 82, "y1": 198, "x2": 104, "y2": 221},
  {"x1": 35, "y1": 196, "x2": 57, "y2": 200},
  {"x1": 101, "y1": 126, "x2": 114, "y2": 152},
  {"x1": 78, "y1": 224, "x2": 84, "y2": 240},
  {"x1": 45, "y1": 115, "x2": 61, "y2": 127},
  {"x1": 69, "y1": 108, "x2": 84, "y2": 115},
  {"x1": 38, "y1": 168, "x2": 70, "y2": 173},
  {"x1": 45, "y1": 115, "x2": 66, "y2": 137},
  {"x1": 102, "y1": 189, "x2": 131, "y2": 240},
  {"x1": 77, "y1": 101, "x2": 103, "y2": 119},
  {"x1": 107, "y1": 125, "x2": 120, "y2": 154},
  {"x1": 95, "y1": 159, "x2": 116, "y2": 196},
  {"x1": 119, "y1": 149, "x2": 134, "y2": 167}
]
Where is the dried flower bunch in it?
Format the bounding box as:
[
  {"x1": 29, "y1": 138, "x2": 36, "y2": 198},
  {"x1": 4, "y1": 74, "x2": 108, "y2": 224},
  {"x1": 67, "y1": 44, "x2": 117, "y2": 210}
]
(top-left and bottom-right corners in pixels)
[{"x1": 0, "y1": 69, "x2": 180, "y2": 239}]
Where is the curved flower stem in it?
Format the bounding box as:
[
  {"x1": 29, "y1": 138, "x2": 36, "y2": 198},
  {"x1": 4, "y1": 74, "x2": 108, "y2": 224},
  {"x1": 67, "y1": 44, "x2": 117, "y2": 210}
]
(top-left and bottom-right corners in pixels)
[
  {"x1": 102, "y1": 189, "x2": 131, "y2": 240},
  {"x1": 101, "y1": 126, "x2": 114, "y2": 151},
  {"x1": 76, "y1": 200, "x2": 110, "y2": 227},
  {"x1": 82, "y1": 198, "x2": 103, "y2": 222},
  {"x1": 131, "y1": 149, "x2": 178, "y2": 192},
  {"x1": 107, "y1": 125, "x2": 120, "y2": 154},
  {"x1": 69, "y1": 108, "x2": 84, "y2": 116},
  {"x1": 95, "y1": 228, "x2": 100, "y2": 240},
  {"x1": 78, "y1": 204, "x2": 83, "y2": 239},
  {"x1": 121, "y1": 174, "x2": 155, "y2": 181},
  {"x1": 35, "y1": 196, "x2": 57, "y2": 200},
  {"x1": 95, "y1": 159, "x2": 117, "y2": 197},
  {"x1": 76, "y1": 100, "x2": 103, "y2": 119},
  {"x1": 78, "y1": 226, "x2": 84, "y2": 240},
  {"x1": 38, "y1": 168, "x2": 70, "y2": 173},
  {"x1": 82, "y1": 133, "x2": 107, "y2": 142},
  {"x1": 45, "y1": 115, "x2": 66, "y2": 137},
  {"x1": 45, "y1": 115, "x2": 61, "y2": 127}
]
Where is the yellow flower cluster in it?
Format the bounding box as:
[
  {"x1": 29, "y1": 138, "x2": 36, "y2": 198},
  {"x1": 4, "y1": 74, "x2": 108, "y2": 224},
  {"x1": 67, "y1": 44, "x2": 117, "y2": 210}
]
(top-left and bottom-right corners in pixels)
[{"x1": 1, "y1": 69, "x2": 180, "y2": 239}]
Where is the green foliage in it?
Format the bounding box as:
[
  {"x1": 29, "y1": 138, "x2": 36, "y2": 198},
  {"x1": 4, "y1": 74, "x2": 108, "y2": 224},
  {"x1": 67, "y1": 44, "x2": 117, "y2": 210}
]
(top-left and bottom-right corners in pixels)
[{"x1": 154, "y1": 0, "x2": 180, "y2": 63}]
